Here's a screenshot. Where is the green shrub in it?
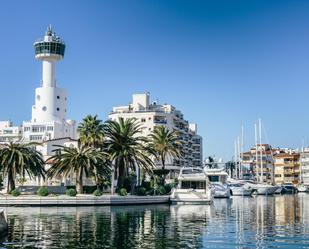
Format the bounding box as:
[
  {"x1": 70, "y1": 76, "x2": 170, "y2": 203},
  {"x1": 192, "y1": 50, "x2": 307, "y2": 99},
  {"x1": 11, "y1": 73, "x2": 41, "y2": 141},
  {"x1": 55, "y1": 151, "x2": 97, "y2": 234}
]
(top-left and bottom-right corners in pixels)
[
  {"x1": 93, "y1": 189, "x2": 103, "y2": 197},
  {"x1": 11, "y1": 189, "x2": 21, "y2": 197},
  {"x1": 118, "y1": 188, "x2": 128, "y2": 196},
  {"x1": 170, "y1": 180, "x2": 178, "y2": 188},
  {"x1": 66, "y1": 189, "x2": 77, "y2": 197},
  {"x1": 135, "y1": 187, "x2": 147, "y2": 196},
  {"x1": 164, "y1": 184, "x2": 172, "y2": 194},
  {"x1": 146, "y1": 188, "x2": 154, "y2": 196},
  {"x1": 37, "y1": 186, "x2": 49, "y2": 197},
  {"x1": 157, "y1": 186, "x2": 167, "y2": 195},
  {"x1": 83, "y1": 186, "x2": 97, "y2": 194}
]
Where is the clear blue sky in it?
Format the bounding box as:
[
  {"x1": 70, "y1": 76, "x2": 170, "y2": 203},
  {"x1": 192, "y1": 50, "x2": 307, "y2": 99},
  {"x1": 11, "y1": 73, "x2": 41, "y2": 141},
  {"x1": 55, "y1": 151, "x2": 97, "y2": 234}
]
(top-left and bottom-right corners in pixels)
[{"x1": 1, "y1": 0, "x2": 309, "y2": 160}]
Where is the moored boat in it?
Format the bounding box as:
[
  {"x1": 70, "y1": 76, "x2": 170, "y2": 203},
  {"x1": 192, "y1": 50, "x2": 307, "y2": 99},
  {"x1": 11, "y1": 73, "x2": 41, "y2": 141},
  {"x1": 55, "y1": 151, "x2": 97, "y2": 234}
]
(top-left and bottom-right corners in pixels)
[
  {"x1": 281, "y1": 183, "x2": 298, "y2": 194},
  {"x1": 204, "y1": 168, "x2": 231, "y2": 198},
  {"x1": 170, "y1": 167, "x2": 213, "y2": 204},
  {"x1": 242, "y1": 180, "x2": 278, "y2": 195},
  {"x1": 228, "y1": 182, "x2": 254, "y2": 196}
]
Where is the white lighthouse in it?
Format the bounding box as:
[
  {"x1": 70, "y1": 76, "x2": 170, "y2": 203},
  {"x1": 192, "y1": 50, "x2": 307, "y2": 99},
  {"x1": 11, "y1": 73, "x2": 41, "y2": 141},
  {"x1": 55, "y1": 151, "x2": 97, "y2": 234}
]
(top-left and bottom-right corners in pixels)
[{"x1": 23, "y1": 26, "x2": 76, "y2": 141}]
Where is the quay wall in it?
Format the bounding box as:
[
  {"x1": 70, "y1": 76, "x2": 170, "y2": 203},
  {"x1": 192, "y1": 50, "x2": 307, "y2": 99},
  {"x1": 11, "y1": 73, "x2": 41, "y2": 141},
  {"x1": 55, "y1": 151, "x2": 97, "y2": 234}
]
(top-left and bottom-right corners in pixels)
[{"x1": 0, "y1": 195, "x2": 170, "y2": 207}]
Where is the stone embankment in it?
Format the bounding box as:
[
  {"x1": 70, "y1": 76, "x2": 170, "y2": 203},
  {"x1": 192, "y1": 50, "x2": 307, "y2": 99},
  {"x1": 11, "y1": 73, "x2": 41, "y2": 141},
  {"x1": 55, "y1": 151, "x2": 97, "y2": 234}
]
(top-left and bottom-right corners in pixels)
[{"x1": 0, "y1": 195, "x2": 170, "y2": 206}]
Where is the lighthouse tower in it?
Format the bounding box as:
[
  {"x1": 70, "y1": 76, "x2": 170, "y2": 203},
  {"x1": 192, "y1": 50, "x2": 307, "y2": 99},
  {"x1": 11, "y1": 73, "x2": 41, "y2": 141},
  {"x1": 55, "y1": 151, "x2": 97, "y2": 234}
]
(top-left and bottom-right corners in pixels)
[{"x1": 23, "y1": 26, "x2": 76, "y2": 141}]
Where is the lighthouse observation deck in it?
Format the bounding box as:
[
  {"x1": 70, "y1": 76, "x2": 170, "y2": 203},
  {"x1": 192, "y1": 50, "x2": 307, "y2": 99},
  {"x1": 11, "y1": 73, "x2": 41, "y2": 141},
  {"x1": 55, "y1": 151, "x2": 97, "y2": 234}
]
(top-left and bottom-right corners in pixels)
[{"x1": 34, "y1": 26, "x2": 65, "y2": 60}]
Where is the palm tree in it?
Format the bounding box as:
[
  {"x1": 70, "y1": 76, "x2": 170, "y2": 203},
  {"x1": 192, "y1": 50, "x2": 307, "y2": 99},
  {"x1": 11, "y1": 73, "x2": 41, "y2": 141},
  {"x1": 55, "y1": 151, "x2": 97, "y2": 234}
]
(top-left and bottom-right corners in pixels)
[
  {"x1": 148, "y1": 126, "x2": 182, "y2": 185},
  {"x1": 47, "y1": 144, "x2": 110, "y2": 194},
  {"x1": 104, "y1": 118, "x2": 154, "y2": 190},
  {"x1": 77, "y1": 115, "x2": 105, "y2": 147},
  {"x1": 0, "y1": 142, "x2": 46, "y2": 194}
]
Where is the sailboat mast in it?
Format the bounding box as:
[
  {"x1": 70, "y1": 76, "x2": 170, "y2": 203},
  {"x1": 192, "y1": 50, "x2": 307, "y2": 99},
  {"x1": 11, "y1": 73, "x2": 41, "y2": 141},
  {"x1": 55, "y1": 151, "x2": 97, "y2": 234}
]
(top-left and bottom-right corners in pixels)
[
  {"x1": 259, "y1": 118, "x2": 263, "y2": 182},
  {"x1": 255, "y1": 123, "x2": 258, "y2": 181},
  {"x1": 241, "y1": 125, "x2": 244, "y2": 179},
  {"x1": 234, "y1": 140, "x2": 237, "y2": 178},
  {"x1": 237, "y1": 136, "x2": 240, "y2": 179}
]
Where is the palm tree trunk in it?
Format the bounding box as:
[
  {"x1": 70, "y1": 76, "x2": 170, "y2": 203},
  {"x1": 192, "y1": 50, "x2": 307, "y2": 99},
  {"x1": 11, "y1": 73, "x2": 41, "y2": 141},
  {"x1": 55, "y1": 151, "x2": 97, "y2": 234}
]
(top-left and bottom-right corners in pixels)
[
  {"x1": 76, "y1": 169, "x2": 83, "y2": 194},
  {"x1": 161, "y1": 157, "x2": 165, "y2": 186},
  {"x1": 117, "y1": 166, "x2": 125, "y2": 190},
  {"x1": 7, "y1": 169, "x2": 15, "y2": 194}
]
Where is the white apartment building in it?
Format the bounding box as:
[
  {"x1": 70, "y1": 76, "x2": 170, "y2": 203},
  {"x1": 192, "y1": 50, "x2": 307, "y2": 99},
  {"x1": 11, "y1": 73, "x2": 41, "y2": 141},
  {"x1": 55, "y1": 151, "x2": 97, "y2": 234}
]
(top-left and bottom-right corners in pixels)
[
  {"x1": 109, "y1": 93, "x2": 203, "y2": 177},
  {"x1": 300, "y1": 148, "x2": 309, "y2": 186},
  {"x1": 0, "y1": 121, "x2": 22, "y2": 143}
]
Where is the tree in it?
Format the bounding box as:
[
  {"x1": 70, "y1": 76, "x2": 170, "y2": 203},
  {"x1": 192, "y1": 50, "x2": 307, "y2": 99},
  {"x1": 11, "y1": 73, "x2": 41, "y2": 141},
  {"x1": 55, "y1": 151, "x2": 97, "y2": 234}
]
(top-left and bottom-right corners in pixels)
[
  {"x1": 148, "y1": 126, "x2": 182, "y2": 185},
  {"x1": 77, "y1": 115, "x2": 105, "y2": 148},
  {"x1": 47, "y1": 144, "x2": 110, "y2": 194},
  {"x1": 104, "y1": 118, "x2": 154, "y2": 190},
  {"x1": 225, "y1": 161, "x2": 236, "y2": 178},
  {"x1": 0, "y1": 142, "x2": 45, "y2": 194}
]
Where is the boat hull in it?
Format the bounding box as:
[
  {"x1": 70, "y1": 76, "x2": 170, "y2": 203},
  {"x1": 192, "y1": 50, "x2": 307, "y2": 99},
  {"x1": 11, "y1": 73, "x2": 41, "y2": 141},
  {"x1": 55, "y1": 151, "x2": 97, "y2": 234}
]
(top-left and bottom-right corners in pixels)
[
  {"x1": 254, "y1": 186, "x2": 278, "y2": 195},
  {"x1": 230, "y1": 187, "x2": 253, "y2": 196}
]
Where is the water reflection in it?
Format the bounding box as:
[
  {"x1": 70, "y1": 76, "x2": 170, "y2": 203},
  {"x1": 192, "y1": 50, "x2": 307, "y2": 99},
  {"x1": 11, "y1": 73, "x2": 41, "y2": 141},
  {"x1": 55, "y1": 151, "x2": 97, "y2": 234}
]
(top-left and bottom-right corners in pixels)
[{"x1": 1, "y1": 195, "x2": 309, "y2": 248}]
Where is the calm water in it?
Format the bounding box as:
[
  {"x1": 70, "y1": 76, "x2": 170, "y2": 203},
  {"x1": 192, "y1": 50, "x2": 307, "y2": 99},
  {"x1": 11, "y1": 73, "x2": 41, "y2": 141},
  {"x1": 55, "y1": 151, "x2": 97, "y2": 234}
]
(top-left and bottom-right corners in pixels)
[{"x1": 1, "y1": 194, "x2": 309, "y2": 249}]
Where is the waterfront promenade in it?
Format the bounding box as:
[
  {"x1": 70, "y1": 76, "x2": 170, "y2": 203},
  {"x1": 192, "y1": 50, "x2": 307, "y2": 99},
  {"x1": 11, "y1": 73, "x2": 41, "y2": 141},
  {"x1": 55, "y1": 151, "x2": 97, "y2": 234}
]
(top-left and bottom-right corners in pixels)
[{"x1": 0, "y1": 194, "x2": 170, "y2": 206}]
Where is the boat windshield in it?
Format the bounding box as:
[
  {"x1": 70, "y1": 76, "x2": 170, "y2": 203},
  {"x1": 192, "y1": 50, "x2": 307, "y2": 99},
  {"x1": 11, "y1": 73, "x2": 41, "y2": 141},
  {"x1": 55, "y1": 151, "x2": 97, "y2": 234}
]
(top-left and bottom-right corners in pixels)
[
  {"x1": 182, "y1": 168, "x2": 203, "y2": 174},
  {"x1": 181, "y1": 181, "x2": 206, "y2": 189},
  {"x1": 208, "y1": 176, "x2": 219, "y2": 182}
]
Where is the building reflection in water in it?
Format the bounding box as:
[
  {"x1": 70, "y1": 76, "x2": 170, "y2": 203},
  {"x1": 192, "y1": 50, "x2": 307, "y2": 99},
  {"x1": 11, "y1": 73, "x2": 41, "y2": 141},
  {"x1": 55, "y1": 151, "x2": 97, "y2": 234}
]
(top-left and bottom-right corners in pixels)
[{"x1": 1, "y1": 195, "x2": 309, "y2": 248}]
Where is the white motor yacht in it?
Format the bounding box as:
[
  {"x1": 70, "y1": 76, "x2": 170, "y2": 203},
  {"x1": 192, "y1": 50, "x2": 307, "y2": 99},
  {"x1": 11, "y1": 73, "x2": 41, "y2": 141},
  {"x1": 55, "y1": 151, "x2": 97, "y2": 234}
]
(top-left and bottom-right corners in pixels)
[
  {"x1": 242, "y1": 180, "x2": 278, "y2": 195},
  {"x1": 170, "y1": 167, "x2": 213, "y2": 204},
  {"x1": 204, "y1": 168, "x2": 231, "y2": 198},
  {"x1": 228, "y1": 181, "x2": 254, "y2": 196}
]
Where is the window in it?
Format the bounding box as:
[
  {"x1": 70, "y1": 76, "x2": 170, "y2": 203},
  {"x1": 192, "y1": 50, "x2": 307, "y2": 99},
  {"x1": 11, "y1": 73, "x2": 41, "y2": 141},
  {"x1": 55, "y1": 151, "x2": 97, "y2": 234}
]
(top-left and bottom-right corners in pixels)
[
  {"x1": 181, "y1": 181, "x2": 205, "y2": 189},
  {"x1": 57, "y1": 96, "x2": 60, "y2": 99},
  {"x1": 208, "y1": 176, "x2": 219, "y2": 182},
  {"x1": 47, "y1": 126, "x2": 53, "y2": 131},
  {"x1": 42, "y1": 106, "x2": 47, "y2": 111},
  {"x1": 30, "y1": 135, "x2": 42, "y2": 141},
  {"x1": 141, "y1": 118, "x2": 146, "y2": 122},
  {"x1": 57, "y1": 108, "x2": 60, "y2": 111},
  {"x1": 24, "y1": 127, "x2": 30, "y2": 132},
  {"x1": 32, "y1": 126, "x2": 40, "y2": 132},
  {"x1": 37, "y1": 95, "x2": 40, "y2": 101}
]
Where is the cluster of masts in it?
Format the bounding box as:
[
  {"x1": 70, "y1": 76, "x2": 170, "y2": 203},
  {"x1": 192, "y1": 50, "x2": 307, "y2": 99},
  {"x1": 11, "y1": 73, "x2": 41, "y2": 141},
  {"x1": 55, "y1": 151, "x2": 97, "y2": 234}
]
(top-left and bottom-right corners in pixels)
[{"x1": 234, "y1": 118, "x2": 264, "y2": 180}]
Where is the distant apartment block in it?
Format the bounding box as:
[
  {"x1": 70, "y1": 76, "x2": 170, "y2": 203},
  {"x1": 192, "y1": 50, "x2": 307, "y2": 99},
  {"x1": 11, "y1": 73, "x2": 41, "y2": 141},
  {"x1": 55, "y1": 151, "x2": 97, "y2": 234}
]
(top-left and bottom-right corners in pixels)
[
  {"x1": 273, "y1": 151, "x2": 300, "y2": 185},
  {"x1": 0, "y1": 121, "x2": 22, "y2": 143},
  {"x1": 300, "y1": 148, "x2": 309, "y2": 186},
  {"x1": 109, "y1": 93, "x2": 203, "y2": 177},
  {"x1": 241, "y1": 144, "x2": 274, "y2": 183}
]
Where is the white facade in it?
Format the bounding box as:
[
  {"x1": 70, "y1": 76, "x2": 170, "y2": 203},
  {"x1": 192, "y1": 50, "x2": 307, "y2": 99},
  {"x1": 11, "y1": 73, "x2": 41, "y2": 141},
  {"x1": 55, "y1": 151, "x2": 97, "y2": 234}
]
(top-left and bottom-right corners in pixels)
[
  {"x1": 22, "y1": 26, "x2": 76, "y2": 142},
  {"x1": 300, "y1": 148, "x2": 309, "y2": 185},
  {"x1": 0, "y1": 121, "x2": 22, "y2": 143},
  {"x1": 109, "y1": 93, "x2": 203, "y2": 177}
]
